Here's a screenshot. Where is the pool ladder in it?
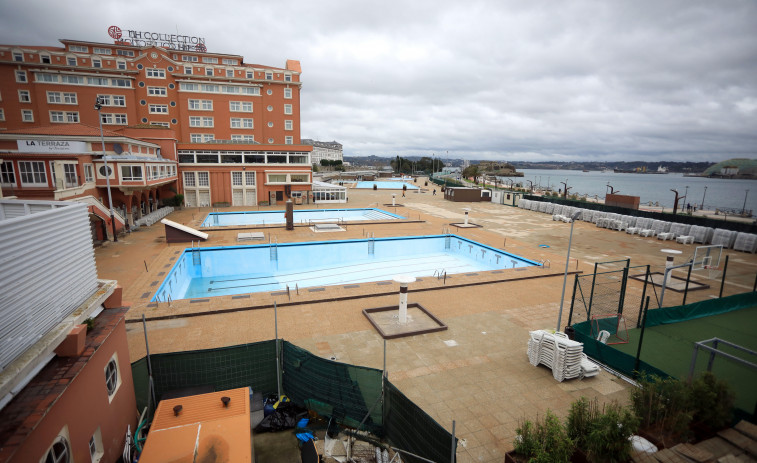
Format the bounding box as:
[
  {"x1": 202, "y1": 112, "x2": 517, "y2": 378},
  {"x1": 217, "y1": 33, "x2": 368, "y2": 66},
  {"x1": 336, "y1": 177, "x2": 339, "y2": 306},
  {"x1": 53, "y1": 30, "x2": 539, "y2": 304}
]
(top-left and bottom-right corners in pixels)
[
  {"x1": 368, "y1": 233, "x2": 375, "y2": 255},
  {"x1": 190, "y1": 241, "x2": 201, "y2": 265},
  {"x1": 270, "y1": 236, "x2": 278, "y2": 261}
]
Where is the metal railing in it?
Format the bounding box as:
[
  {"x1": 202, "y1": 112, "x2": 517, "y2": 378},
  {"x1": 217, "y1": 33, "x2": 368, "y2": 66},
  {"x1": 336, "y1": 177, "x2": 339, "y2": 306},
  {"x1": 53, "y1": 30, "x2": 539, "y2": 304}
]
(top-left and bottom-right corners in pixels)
[{"x1": 688, "y1": 337, "x2": 757, "y2": 381}]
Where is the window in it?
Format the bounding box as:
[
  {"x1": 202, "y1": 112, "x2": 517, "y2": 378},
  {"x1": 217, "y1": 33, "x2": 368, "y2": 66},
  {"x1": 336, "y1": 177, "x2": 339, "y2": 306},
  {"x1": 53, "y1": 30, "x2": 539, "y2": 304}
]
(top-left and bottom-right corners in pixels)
[
  {"x1": 265, "y1": 72, "x2": 273, "y2": 80},
  {"x1": 147, "y1": 86, "x2": 167, "y2": 96},
  {"x1": 61, "y1": 75, "x2": 84, "y2": 84},
  {"x1": 189, "y1": 116, "x2": 213, "y2": 127},
  {"x1": 188, "y1": 99, "x2": 213, "y2": 110},
  {"x1": 285, "y1": 136, "x2": 294, "y2": 145},
  {"x1": 1, "y1": 161, "x2": 15, "y2": 185},
  {"x1": 183, "y1": 171, "x2": 196, "y2": 187},
  {"x1": 246, "y1": 71, "x2": 254, "y2": 79},
  {"x1": 198, "y1": 171, "x2": 209, "y2": 186},
  {"x1": 116, "y1": 49, "x2": 135, "y2": 57},
  {"x1": 47, "y1": 92, "x2": 77, "y2": 104},
  {"x1": 63, "y1": 164, "x2": 78, "y2": 187},
  {"x1": 97, "y1": 94, "x2": 125, "y2": 106},
  {"x1": 120, "y1": 165, "x2": 143, "y2": 181},
  {"x1": 150, "y1": 121, "x2": 169, "y2": 128},
  {"x1": 104, "y1": 356, "x2": 121, "y2": 399},
  {"x1": 205, "y1": 68, "x2": 214, "y2": 76},
  {"x1": 149, "y1": 104, "x2": 168, "y2": 114},
  {"x1": 69, "y1": 44, "x2": 87, "y2": 52},
  {"x1": 291, "y1": 173, "x2": 309, "y2": 182},
  {"x1": 231, "y1": 134, "x2": 255, "y2": 142},
  {"x1": 93, "y1": 47, "x2": 112, "y2": 55},
  {"x1": 184, "y1": 66, "x2": 192, "y2": 75},
  {"x1": 0, "y1": 109, "x2": 4, "y2": 121},
  {"x1": 285, "y1": 120, "x2": 293, "y2": 130},
  {"x1": 87, "y1": 76, "x2": 109, "y2": 86},
  {"x1": 222, "y1": 58, "x2": 237, "y2": 65},
  {"x1": 284, "y1": 104, "x2": 293, "y2": 115},
  {"x1": 15, "y1": 70, "x2": 27, "y2": 83},
  {"x1": 44, "y1": 437, "x2": 71, "y2": 463},
  {"x1": 285, "y1": 74, "x2": 292, "y2": 82},
  {"x1": 13, "y1": 51, "x2": 23, "y2": 62},
  {"x1": 232, "y1": 171, "x2": 243, "y2": 186},
  {"x1": 50, "y1": 111, "x2": 78, "y2": 123},
  {"x1": 202, "y1": 57, "x2": 218, "y2": 64},
  {"x1": 19, "y1": 161, "x2": 46, "y2": 185},
  {"x1": 92, "y1": 58, "x2": 102, "y2": 68},
  {"x1": 84, "y1": 164, "x2": 94, "y2": 182},
  {"x1": 41, "y1": 54, "x2": 51, "y2": 64},
  {"x1": 21, "y1": 109, "x2": 33, "y2": 122},
  {"x1": 230, "y1": 118, "x2": 253, "y2": 128},
  {"x1": 182, "y1": 55, "x2": 198, "y2": 62},
  {"x1": 67, "y1": 56, "x2": 77, "y2": 66},
  {"x1": 230, "y1": 101, "x2": 253, "y2": 112},
  {"x1": 226, "y1": 69, "x2": 234, "y2": 78},
  {"x1": 111, "y1": 78, "x2": 130, "y2": 87},
  {"x1": 190, "y1": 134, "x2": 214, "y2": 142},
  {"x1": 145, "y1": 68, "x2": 165, "y2": 78},
  {"x1": 100, "y1": 113, "x2": 127, "y2": 125},
  {"x1": 116, "y1": 60, "x2": 126, "y2": 70},
  {"x1": 268, "y1": 174, "x2": 287, "y2": 183},
  {"x1": 284, "y1": 88, "x2": 292, "y2": 99},
  {"x1": 18, "y1": 90, "x2": 31, "y2": 103}
]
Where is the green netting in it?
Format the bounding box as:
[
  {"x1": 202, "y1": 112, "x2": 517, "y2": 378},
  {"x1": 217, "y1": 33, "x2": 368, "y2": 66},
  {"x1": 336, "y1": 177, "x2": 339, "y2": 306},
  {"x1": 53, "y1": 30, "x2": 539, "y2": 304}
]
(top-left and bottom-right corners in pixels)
[
  {"x1": 570, "y1": 265, "x2": 647, "y2": 330},
  {"x1": 644, "y1": 291, "x2": 757, "y2": 327},
  {"x1": 131, "y1": 339, "x2": 278, "y2": 412},
  {"x1": 282, "y1": 342, "x2": 384, "y2": 434},
  {"x1": 384, "y1": 380, "x2": 457, "y2": 463}
]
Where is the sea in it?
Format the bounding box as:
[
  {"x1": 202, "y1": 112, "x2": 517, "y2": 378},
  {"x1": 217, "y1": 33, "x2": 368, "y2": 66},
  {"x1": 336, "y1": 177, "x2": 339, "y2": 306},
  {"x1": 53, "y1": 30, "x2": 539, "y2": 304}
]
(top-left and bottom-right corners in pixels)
[{"x1": 500, "y1": 169, "x2": 757, "y2": 216}]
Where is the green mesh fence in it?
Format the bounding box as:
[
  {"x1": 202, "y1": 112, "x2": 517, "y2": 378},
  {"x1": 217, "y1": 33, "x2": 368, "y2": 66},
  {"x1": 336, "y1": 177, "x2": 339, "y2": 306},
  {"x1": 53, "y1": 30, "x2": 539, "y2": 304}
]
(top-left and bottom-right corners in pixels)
[
  {"x1": 282, "y1": 342, "x2": 384, "y2": 434},
  {"x1": 131, "y1": 340, "x2": 278, "y2": 413},
  {"x1": 384, "y1": 380, "x2": 457, "y2": 463},
  {"x1": 569, "y1": 265, "x2": 648, "y2": 331}
]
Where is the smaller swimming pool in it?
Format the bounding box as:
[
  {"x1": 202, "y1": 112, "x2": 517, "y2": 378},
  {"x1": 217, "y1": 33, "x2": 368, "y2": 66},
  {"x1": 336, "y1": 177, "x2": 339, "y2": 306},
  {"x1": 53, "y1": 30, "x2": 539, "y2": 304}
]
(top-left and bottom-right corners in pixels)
[
  {"x1": 354, "y1": 181, "x2": 420, "y2": 190},
  {"x1": 201, "y1": 207, "x2": 405, "y2": 227}
]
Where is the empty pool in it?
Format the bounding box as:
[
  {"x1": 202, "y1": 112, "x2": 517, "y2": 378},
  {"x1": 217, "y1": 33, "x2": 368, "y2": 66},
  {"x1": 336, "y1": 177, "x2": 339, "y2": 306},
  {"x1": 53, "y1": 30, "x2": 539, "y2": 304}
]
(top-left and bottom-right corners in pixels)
[
  {"x1": 153, "y1": 235, "x2": 540, "y2": 301},
  {"x1": 201, "y1": 208, "x2": 405, "y2": 227},
  {"x1": 354, "y1": 181, "x2": 419, "y2": 190}
]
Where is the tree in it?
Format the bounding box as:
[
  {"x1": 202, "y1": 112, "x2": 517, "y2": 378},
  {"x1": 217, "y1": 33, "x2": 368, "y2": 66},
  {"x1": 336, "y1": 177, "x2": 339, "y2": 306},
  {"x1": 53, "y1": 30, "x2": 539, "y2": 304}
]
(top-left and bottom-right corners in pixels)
[{"x1": 463, "y1": 165, "x2": 480, "y2": 183}]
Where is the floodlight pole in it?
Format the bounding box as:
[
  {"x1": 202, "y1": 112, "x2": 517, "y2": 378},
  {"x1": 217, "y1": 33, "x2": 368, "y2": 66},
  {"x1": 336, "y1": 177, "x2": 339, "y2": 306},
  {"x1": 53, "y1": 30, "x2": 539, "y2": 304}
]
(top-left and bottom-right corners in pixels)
[
  {"x1": 95, "y1": 97, "x2": 118, "y2": 242},
  {"x1": 700, "y1": 186, "x2": 707, "y2": 210},
  {"x1": 556, "y1": 211, "x2": 581, "y2": 332}
]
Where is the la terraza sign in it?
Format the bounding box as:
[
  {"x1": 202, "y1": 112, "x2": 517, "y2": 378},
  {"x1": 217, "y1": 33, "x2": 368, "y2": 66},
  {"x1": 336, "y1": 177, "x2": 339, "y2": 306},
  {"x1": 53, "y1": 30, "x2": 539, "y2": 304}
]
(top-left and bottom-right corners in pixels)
[
  {"x1": 108, "y1": 26, "x2": 207, "y2": 52},
  {"x1": 17, "y1": 140, "x2": 88, "y2": 154}
]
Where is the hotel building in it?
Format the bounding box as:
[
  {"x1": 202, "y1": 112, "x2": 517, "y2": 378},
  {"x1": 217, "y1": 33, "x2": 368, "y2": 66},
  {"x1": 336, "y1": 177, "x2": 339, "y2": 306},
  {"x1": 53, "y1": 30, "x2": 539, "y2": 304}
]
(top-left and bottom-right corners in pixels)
[
  {"x1": 302, "y1": 139, "x2": 343, "y2": 166},
  {"x1": 0, "y1": 33, "x2": 313, "y2": 236}
]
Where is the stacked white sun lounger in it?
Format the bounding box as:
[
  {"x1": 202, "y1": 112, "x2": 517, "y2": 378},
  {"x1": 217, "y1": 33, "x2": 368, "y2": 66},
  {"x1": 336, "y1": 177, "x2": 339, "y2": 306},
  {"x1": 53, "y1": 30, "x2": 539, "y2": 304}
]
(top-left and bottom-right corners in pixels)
[{"x1": 527, "y1": 330, "x2": 600, "y2": 382}]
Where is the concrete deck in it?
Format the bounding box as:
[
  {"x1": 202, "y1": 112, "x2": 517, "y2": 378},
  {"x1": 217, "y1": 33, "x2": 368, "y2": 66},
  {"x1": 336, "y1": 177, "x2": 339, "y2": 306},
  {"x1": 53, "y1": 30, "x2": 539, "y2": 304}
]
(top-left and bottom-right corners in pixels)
[{"x1": 94, "y1": 180, "x2": 757, "y2": 462}]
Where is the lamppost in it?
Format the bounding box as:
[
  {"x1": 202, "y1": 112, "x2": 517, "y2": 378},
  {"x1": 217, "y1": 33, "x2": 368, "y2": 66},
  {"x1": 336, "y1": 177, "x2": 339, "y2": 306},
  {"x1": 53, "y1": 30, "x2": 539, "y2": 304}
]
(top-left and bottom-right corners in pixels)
[
  {"x1": 556, "y1": 210, "x2": 582, "y2": 332},
  {"x1": 95, "y1": 97, "x2": 118, "y2": 242},
  {"x1": 743, "y1": 189, "x2": 750, "y2": 215},
  {"x1": 700, "y1": 186, "x2": 707, "y2": 210}
]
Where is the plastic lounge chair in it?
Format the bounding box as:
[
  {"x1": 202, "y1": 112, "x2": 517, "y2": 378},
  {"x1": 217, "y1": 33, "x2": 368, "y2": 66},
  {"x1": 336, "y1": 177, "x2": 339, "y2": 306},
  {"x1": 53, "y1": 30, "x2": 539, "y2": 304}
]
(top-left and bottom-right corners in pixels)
[
  {"x1": 676, "y1": 235, "x2": 695, "y2": 245},
  {"x1": 597, "y1": 330, "x2": 610, "y2": 344}
]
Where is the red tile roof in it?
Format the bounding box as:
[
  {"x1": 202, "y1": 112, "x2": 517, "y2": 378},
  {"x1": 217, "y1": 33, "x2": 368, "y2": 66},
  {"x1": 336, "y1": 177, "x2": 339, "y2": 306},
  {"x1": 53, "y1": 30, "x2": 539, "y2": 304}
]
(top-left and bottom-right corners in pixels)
[{"x1": 2, "y1": 123, "x2": 125, "y2": 138}]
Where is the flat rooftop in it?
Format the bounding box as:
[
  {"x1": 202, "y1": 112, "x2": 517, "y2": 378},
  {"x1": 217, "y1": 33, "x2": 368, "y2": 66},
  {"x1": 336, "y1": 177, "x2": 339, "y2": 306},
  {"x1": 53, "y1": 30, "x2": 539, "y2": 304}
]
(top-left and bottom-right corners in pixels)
[{"x1": 94, "y1": 180, "x2": 757, "y2": 462}]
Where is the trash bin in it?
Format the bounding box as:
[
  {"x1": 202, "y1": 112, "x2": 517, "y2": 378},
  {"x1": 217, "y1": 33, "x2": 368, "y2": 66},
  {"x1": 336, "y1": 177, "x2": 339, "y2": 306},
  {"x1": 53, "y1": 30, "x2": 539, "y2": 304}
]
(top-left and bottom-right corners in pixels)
[{"x1": 564, "y1": 326, "x2": 575, "y2": 340}]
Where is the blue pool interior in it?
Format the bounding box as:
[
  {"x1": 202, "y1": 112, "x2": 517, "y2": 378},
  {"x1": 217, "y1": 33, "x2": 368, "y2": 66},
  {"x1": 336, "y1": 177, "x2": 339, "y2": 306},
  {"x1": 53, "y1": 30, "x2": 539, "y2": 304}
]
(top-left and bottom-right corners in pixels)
[
  {"x1": 201, "y1": 207, "x2": 405, "y2": 227},
  {"x1": 153, "y1": 235, "x2": 541, "y2": 301},
  {"x1": 354, "y1": 181, "x2": 420, "y2": 190}
]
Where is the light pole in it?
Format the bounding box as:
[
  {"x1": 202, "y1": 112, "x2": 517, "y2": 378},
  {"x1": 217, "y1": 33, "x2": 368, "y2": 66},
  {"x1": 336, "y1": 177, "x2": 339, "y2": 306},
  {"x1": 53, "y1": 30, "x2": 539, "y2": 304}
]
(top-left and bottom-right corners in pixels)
[
  {"x1": 700, "y1": 186, "x2": 707, "y2": 210},
  {"x1": 95, "y1": 97, "x2": 118, "y2": 242},
  {"x1": 556, "y1": 210, "x2": 582, "y2": 332},
  {"x1": 743, "y1": 189, "x2": 750, "y2": 215}
]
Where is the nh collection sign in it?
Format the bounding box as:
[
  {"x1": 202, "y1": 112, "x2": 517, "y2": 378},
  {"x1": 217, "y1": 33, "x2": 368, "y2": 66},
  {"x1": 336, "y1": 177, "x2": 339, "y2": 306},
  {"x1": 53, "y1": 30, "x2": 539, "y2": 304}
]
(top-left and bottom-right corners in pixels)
[
  {"x1": 108, "y1": 26, "x2": 207, "y2": 52},
  {"x1": 17, "y1": 140, "x2": 88, "y2": 154}
]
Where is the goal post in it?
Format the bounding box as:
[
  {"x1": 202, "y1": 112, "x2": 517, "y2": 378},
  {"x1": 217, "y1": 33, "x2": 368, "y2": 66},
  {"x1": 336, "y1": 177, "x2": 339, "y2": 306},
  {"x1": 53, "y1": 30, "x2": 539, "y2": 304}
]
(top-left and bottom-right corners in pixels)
[{"x1": 590, "y1": 313, "x2": 629, "y2": 345}]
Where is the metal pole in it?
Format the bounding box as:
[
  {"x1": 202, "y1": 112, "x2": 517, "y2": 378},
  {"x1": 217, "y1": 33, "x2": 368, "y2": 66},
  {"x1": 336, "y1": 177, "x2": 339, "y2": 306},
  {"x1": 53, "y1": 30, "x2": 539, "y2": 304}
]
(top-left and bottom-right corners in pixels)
[
  {"x1": 142, "y1": 314, "x2": 157, "y2": 409},
  {"x1": 383, "y1": 339, "x2": 386, "y2": 376},
  {"x1": 451, "y1": 420, "x2": 456, "y2": 463},
  {"x1": 97, "y1": 98, "x2": 118, "y2": 242},
  {"x1": 274, "y1": 301, "x2": 281, "y2": 398},
  {"x1": 587, "y1": 263, "x2": 598, "y2": 321},
  {"x1": 682, "y1": 264, "x2": 692, "y2": 305},
  {"x1": 700, "y1": 186, "x2": 707, "y2": 210},
  {"x1": 719, "y1": 255, "x2": 730, "y2": 298},
  {"x1": 567, "y1": 274, "x2": 579, "y2": 327},
  {"x1": 659, "y1": 266, "x2": 670, "y2": 308},
  {"x1": 634, "y1": 296, "x2": 651, "y2": 376},
  {"x1": 556, "y1": 213, "x2": 578, "y2": 332},
  {"x1": 742, "y1": 189, "x2": 749, "y2": 215},
  {"x1": 637, "y1": 266, "x2": 650, "y2": 328},
  {"x1": 753, "y1": 273, "x2": 757, "y2": 292}
]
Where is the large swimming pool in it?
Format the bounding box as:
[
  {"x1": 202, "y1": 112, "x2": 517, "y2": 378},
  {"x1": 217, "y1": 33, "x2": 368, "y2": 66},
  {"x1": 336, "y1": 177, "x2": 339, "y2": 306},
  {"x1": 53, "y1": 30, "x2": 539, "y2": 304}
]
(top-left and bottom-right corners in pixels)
[
  {"x1": 201, "y1": 208, "x2": 404, "y2": 227},
  {"x1": 354, "y1": 181, "x2": 419, "y2": 190},
  {"x1": 153, "y1": 235, "x2": 539, "y2": 301}
]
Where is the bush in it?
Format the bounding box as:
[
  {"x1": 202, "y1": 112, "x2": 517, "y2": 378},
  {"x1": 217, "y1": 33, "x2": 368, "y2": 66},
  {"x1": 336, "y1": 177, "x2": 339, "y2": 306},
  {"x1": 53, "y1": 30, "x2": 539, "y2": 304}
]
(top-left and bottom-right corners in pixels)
[
  {"x1": 514, "y1": 410, "x2": 574, "y2": 462},
  {"x1": 163, "y1": 194, "x2": 184, "y2": 207},
  {"x1": 630, "y1": 375, "x2": 693, "y2": 445},
  {"x1": 689, "y1": 372, "x2": 734, "y2": 436},
  {"x1": 584, "y1": 402, "x2": 638, "y2": 463}
]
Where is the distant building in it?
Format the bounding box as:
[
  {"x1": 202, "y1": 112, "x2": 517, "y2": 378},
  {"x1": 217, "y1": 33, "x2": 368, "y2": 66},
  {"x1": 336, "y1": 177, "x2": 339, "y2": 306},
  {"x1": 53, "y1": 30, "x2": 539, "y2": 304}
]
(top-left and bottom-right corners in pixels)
[{"x1": 302, "y1": 139, "x2": 343, "y2": 165}]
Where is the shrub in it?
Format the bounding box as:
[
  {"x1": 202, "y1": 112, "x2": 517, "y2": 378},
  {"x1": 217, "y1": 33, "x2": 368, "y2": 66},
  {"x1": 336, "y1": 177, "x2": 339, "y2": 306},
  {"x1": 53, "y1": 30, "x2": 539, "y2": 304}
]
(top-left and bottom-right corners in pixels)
[
  {"x1": 689, "y1": 372, "x2": 734, "y2": 436},
  {"x1": 584, "y1": 402, "x2": 638, "y2": 463},
  {"x1": 514, "y1": 410, "x2": 573, "y2": 462},
  {"x1": 630, "y1": 375, "x2": 692, "y2": 445},
  {"x1": 163, "y1": 194, "x2": 184, "y2": 207}
]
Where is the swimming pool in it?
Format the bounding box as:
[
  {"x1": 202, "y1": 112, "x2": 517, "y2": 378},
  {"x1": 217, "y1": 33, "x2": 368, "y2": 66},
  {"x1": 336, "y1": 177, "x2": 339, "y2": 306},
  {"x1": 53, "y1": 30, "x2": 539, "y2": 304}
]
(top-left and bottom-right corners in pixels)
[
  {"x1": 201, "y1": 208, "x2": 404, "y2": 227},
  {"x1": 153, "y1": 235, "x2": 539, "y2": 301},
  {"x1": 354, "y1": 181, "x2": 420, "y2": 190}
]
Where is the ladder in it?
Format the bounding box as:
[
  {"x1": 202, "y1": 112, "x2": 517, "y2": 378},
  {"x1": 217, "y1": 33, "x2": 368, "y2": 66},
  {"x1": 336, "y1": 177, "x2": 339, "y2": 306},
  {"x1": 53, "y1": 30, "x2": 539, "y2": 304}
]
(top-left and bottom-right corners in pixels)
[
  {"x1": 270, "y1": 236, "x2": 278, "y2": 261},
  {"x1": 368, "y1": 233, "x2": 375, "y2": 255},
  {"x1": 445, "y1": 235, "x2": 451, "y2": 250},
  {"x1": 191, "y1": 241, "x2": 201, "y2": 265}
]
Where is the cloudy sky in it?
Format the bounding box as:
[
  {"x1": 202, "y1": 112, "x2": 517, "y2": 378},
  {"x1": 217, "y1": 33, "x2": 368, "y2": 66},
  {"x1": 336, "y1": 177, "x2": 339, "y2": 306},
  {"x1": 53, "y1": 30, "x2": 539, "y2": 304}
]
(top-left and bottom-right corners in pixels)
[{"x1": 2, "y1": 0, "x2": 756, "y2": 162}]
